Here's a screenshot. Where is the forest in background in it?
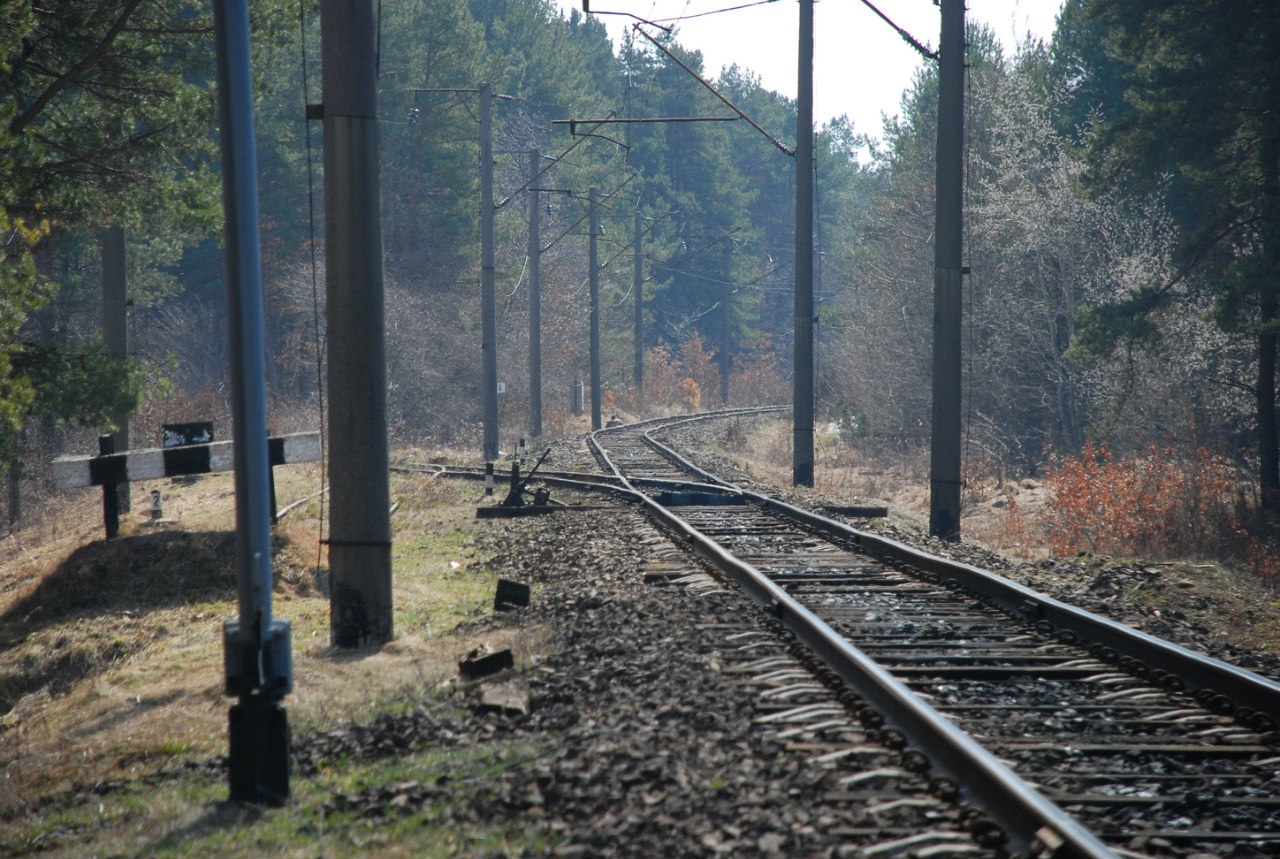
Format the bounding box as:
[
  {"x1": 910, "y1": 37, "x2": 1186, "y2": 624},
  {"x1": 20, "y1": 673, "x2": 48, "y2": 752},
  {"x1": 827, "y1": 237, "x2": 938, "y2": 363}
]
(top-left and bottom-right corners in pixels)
[{"x1": 3, "y1": 0, "x2": 1279, "y2": 572}]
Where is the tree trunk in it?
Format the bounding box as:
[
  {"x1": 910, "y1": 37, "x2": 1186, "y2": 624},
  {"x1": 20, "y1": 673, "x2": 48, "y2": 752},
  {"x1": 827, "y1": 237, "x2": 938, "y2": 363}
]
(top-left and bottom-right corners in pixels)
[
  {"x1": 1259, "y1": 293, "x2": 1279, "y2": 522},
  {"x1": 1259, "y1": 72, "x2": 1280, "y2": 523}
]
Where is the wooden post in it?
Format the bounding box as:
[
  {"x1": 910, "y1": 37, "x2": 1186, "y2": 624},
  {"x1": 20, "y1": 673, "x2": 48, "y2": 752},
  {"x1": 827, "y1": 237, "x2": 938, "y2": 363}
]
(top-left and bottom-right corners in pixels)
[{"x1": 99, "y1": 435, "x2": 119, "y2": 539}]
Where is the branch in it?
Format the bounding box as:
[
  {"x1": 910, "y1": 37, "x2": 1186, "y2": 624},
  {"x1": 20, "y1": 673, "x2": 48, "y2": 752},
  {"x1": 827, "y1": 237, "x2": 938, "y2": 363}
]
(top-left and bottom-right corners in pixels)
[
  {"x1": 9, "y1": 0, "x2": 148, "y2": 136},
  {"x1": 1208, "y1": 375, "x2": 1258, "y2": 397},
  {"x1": 1150, "y1": 213, "x2": 1259, "y2": 299}
]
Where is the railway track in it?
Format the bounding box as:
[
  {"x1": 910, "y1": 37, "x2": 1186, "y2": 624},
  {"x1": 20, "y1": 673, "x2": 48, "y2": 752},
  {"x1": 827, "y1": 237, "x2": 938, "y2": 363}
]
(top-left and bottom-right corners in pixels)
[{"x1": 581, "y1": 410, "x2": 1280, "y2": 859}]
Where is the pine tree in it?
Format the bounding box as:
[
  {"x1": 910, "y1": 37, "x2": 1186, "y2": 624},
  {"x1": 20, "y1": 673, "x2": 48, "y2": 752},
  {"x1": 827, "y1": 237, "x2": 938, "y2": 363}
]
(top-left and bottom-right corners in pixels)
[{"x1": 1079, "y1": 0, "x2": 1280, "y2": 520}]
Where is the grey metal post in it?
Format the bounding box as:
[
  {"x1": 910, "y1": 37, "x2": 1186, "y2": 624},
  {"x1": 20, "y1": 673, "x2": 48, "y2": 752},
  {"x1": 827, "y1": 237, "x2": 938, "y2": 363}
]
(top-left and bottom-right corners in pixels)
[
  {"x1": 321, "y1": 0, "x2": 393, "y2": 646},
  {"x1": 480, "y1": 84, "x2": 499, "y2": 460},
  {"x1": 527, "y1": 147, "x2": 542, "y2": 437},
  {"x1": 100, "y1": 226, "x2": 129, "y2": 512},
  {"x1": 929, "y1": 0, "x2": 965, "y2": 540},
  {"x1": 589, "y1": 187, "x2": 602, "y2": 430},
  {"x1": 633, "y1": 208, "x2": 644, "y2": 411},
  {"x1": 792, "y1": 0, "x2": 815, "y2": 487},
  {"x1": 213, "y1": 0, "x2": 290, "y2": 805}
]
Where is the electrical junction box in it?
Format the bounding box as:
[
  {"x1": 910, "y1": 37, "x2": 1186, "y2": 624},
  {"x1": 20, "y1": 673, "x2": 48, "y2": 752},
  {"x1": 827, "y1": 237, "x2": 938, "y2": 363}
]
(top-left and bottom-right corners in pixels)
[{"x1": 223, "y1": 618, "x2": 293, "y2": 697}]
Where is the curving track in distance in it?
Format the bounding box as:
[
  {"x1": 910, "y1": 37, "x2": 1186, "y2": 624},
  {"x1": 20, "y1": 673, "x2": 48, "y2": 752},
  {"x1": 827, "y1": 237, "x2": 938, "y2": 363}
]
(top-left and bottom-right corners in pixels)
[{"x1": 588, "y1": 409, "x2": 1280, "y2": 859}]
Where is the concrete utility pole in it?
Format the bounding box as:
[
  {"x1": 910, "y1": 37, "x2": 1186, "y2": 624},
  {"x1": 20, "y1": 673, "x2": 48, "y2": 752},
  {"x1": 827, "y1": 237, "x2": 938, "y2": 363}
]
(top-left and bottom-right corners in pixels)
[
  {"x1": 527, "y1": 147, "x2": 542, "y2": 437},
  {"x1": 929, "y1": 0, "x2": 965, "y2": 541},
  {"x1": 321, "y1": 0, "x2": 393, "y2": 646},
  {"x1": 100, "y1": 226, "x2": 129, "y2": 512},
  {"x1": 793, "y1": 0, "x2": 815, "y2": 487},
  {"x1": 480, "y1": 84, "x2": 499, "y2": 460},
  {"x1": 633, "y1": 207, "x2": 644, "y2": 411},
  {"x1": 588, "y1": 187, "x2": 602, "y2": 430},
  {"x1": 213, "y1": 0, "x2": 291, "y2": 804},
  {"x1": 719, "y1": 244, "x2": 732, "y2": 405}
]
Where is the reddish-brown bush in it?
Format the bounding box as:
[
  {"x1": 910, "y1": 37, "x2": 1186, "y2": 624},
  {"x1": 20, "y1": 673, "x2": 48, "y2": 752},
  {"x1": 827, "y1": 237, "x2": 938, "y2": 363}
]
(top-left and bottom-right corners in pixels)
[
  {"x1": 1043, "y1": 443, "x2": 1277, "y2": 577},
  {"x1": 642, "y1": 333, "x2": 785, "y2": 413}
]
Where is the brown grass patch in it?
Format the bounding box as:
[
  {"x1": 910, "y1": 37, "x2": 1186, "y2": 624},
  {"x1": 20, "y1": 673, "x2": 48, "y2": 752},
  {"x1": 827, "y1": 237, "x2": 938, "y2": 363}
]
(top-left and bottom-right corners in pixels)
[{"x1": 0, "y1": 462, "x2": 546, "y2": 830}]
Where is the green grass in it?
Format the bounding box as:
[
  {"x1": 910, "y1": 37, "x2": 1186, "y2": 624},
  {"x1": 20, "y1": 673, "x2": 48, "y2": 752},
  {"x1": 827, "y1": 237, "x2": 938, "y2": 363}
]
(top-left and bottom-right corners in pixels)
[
  {"x1": 393, "y1": 530, "x2": 473, "y2": 566},
  {"x1": 3, "y1": 734, "x2": 555, "y2": 858},
  {"x1": 391, "y1": 529, "x2": 500, "y2": 634}
]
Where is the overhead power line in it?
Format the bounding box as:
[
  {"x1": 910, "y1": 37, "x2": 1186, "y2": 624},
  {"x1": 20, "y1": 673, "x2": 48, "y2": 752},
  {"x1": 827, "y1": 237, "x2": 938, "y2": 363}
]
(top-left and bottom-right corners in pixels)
[
  {"x1": 860, "y1": 0, "x2": 937, "y2": 60},
  {"x1": 651, "y1": 0, "x2": 781, "y2": 23},
  {"x1": 629, "y1": 22, "x2": 795, "y2": 158},
  {"x1": 496, "y1": 114, "x2": 618, "y2": 211}
]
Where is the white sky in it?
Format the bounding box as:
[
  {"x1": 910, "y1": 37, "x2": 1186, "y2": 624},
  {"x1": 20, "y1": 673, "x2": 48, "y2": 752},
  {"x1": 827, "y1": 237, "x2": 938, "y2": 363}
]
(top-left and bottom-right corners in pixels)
[{"x1": 554, "y1": 0, "x2": 1062, "y2": 139}]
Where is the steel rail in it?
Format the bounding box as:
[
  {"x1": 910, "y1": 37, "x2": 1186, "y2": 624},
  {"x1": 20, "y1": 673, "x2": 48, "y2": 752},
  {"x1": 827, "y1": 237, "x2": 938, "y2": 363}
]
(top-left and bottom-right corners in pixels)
[
  {"x1": 412, "y1": 410, "x2": 1275, "y2": 855},
  {"x1": 589, "y1": 406, "x2": 787, "y2": 477},
  {"x1": 638, "y1": 420, "x2": 1280, "y2": 730},
  {"x1": 588, "y1": 418, "x2": 1118, "y2": 859},
  {"x1": 765, "y1": 498, "x2": 1280, "y2": 726}
]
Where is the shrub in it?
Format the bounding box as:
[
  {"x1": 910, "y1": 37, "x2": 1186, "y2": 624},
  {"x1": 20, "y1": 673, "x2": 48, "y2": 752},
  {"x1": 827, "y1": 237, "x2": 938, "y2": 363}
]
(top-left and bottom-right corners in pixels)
[
  {"x1": 679, "y1": 378, "x2": 701, "y2": 411},
  {"x1": 642, "y1": 333, "x2": 785, "y2": 413},
  {"x1": 1043, "y1": 443, "x2": 1269, "y2": 573}
]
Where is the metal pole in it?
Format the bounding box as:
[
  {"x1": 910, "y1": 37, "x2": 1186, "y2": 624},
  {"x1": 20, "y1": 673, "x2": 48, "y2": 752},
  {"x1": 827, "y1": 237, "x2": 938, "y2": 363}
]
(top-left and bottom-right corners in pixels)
[
  {"x1": 929, "y1": 0, "x2": 965, "y2": 540},
  {"x1": 480, "y1": 83, "x2": 500, "y2": 460},
  {"x1": 814, "y1": 157, "x2": 823, "y2": 398},
  {"x1": 527, "y1": 147, "x2": 542, "y2": 437},
  {"x1": 213, "y1": 0, "x2": 290, "y2": 805},
  {"x1": 589, "y1": 187, "x2": 602, "y2": 430},
  {"x1": 720, "y1": 245, "x2": 732, "y2": 405},
  {"x1": 100, "y1": 226, "x2": 130, "y2": 513},
  {"x1": 321, "y1": 0, "x2": 393, "y2": 645},
  {"x1": 634, "y1": 207, "x2": 644, "y2": 411},
  {"x1": 793, "y1": 0, "x2": 815, "y2": 487}
]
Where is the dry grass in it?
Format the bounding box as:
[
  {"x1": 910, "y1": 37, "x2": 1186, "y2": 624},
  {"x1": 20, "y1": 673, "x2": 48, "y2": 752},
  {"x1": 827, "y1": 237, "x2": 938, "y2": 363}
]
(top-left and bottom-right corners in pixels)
[
  {"x1": 719, "y1": 420, "x2": 1052, "y2": 559},
  {"x1": 3, "y1": 416, "x2": 1278, "y2": 855},
  {"x1": 0, "y1": 459, "x2": 546, "y2": 852}
]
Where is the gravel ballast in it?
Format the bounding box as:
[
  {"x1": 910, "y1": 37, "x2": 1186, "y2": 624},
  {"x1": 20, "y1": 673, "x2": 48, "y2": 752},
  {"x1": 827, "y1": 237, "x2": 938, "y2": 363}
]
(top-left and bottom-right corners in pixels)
[{"x1": 298, "y1": 501, "x2": 1000, "y2": 857}]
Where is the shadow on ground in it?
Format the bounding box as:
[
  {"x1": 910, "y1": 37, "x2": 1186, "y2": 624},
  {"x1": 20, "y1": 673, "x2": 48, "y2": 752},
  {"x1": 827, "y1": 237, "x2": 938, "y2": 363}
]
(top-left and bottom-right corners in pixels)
[
  {"x1": 0, "y1": 530, "x2": 298, "y2": 713},
  {"x1": 0, "y1": 531, "x2": 243, "y2": 642}
]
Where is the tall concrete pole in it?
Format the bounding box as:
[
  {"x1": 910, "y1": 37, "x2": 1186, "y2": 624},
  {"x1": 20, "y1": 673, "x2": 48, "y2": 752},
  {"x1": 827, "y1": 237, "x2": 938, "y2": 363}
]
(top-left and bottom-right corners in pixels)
[
  {"x1": 321, "y1": 0, "x2": 393, "y2": 646},
  {"x1": 792, "y1": 0, "x2": 815, "y2": 487},
  {"x1": 480, "y1": 84, "x2": 499, "y2": 460},
  {"x1": 719, "y1": 245, "x2": 732, "y2": 405},
  {"x1": 527, "y1": 147, "x2": 542, "y2": 437},
  {"x1": 633, "y1": 208, "x2": 644, "y2": 411},
  {"x1": 100, "y1": 226, "x2": 129, "y2": 512},
  {"x1": 929, "y1": 0, "x2": 965, "y2": 540},
  {"x1": 589, "y1": 187, "x2": 602, "y2": 430},
  {"x1": 214, "y1": 0, "x2": 290, "y2": 804}
]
